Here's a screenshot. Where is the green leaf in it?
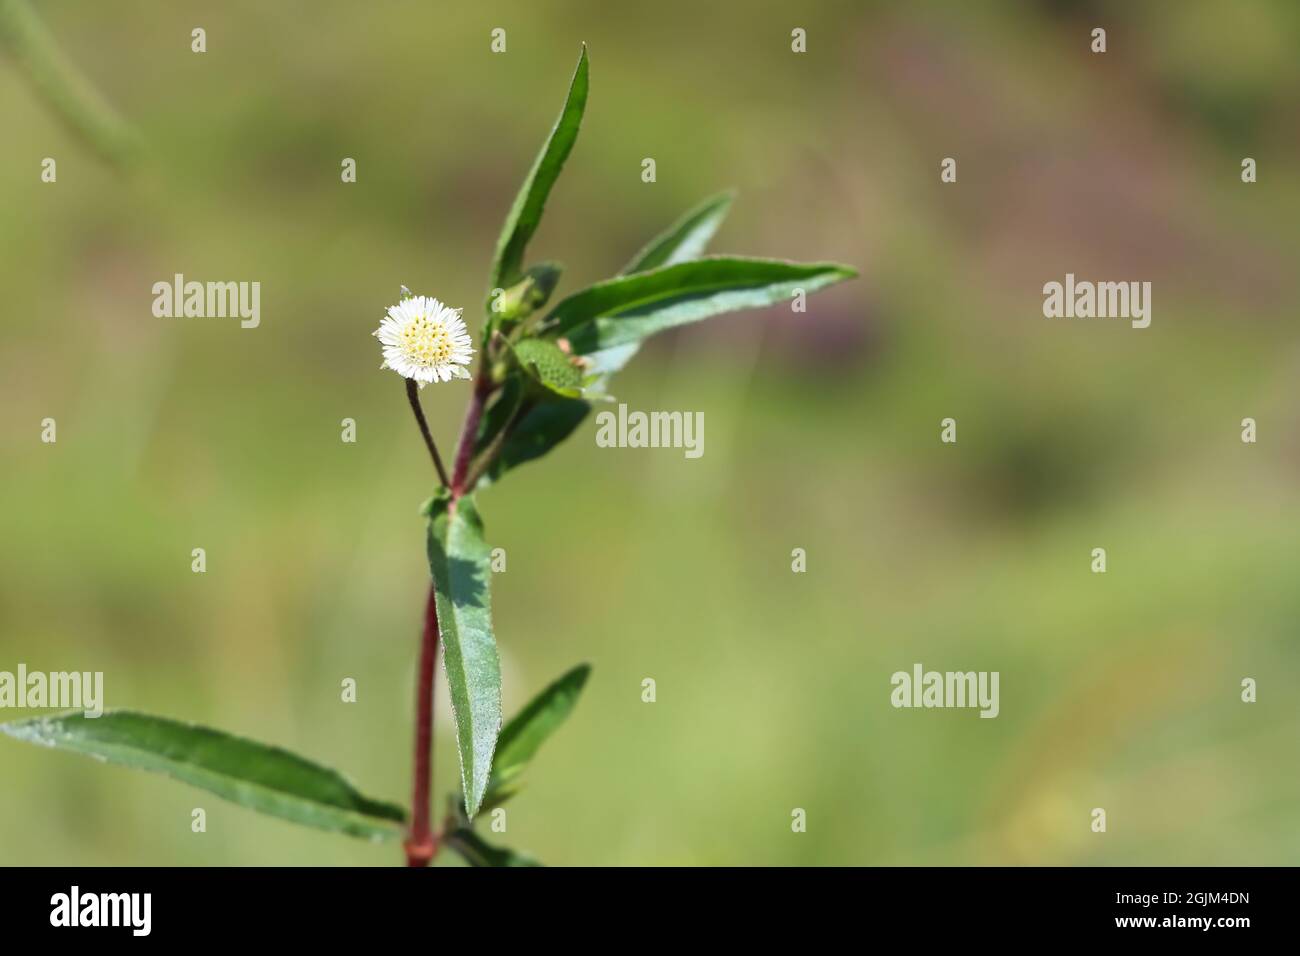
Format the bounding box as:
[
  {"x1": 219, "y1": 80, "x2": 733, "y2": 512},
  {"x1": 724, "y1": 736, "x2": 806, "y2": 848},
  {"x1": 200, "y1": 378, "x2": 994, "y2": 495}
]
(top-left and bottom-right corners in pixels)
[
  {"x1": 486, "y1": 664, "x2": 590, "y2": 801},
  {"x1": 470, "y1": 378, "x2": 584, "y2": 488},
  {"x1": 427, "y1": 492, "x2": 502, "y2": 819},
  {"x1": 445, "y1": 827, "x2": 542, "y2": 867},
  {"x1": 474, "y1": 397, "x2": 590, "y2": 489},
  {"x1": 474, "y1": 377, "x2": 525, "y2": 456},
  {"x1": 578, "y1": 342, "x2": 644, "y2": 382},
  {"x1": 512, "y1": 337, "x2": 584, "y2": 396},
  {"x1": 0, "y1": 711, "x2": 405, "y2": 840},
  {"x1": 488, "y1": 45, "x2": 589, "y2": 296},
  {"x1": 602, "y1": 193, "x2": 735, "y2": 375},
  {"x1": 621, "y1": 191, "x2": 734, "y2": 274},
  {"x1": 545, "y1": 256, "x2": 857, "y2": 353}
]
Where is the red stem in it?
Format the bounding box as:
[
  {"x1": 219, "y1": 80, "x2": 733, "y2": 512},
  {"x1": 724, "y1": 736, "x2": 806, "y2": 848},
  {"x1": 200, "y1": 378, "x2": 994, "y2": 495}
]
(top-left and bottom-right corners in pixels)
[
  {"x1": 405, "y1": 360, "x2": 494, "y2": 866},
  {"x1": 404, "y1": 585, "x2": 440, "y2": 867},
  {"x1": 450, "y1": 374, "x2": 492, "y2": 496},
  {"x1": 452, "y1": 374, "x2": 491, "y2": 496}
]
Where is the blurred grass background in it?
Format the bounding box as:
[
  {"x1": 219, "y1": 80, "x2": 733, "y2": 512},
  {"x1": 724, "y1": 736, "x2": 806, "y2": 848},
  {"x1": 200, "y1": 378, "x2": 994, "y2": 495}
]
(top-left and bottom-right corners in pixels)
[{"x1": 2, "y1": 0, "x2": 1299, "y2": 865}]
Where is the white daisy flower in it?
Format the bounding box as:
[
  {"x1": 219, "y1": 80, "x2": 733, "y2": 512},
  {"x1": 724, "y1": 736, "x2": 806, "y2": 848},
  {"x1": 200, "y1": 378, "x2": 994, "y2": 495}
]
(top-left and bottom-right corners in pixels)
[{"x1": 373, "y1": 295, "x2": 474, "y2": 386}]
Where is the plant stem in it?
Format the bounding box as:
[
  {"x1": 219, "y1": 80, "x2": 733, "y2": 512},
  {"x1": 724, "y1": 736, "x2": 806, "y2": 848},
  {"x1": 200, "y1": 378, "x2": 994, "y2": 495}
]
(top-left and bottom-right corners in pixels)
[
  {"x1": 450, "y1": 373, "x2": 493, "y2": 496},
  {"x1": 405, "y1": 378, "x2": 451, "y2": 488},
  {"x1": 404, "y1": 584, "x2": 440, "y2": 867},
  {"x1": 405, "y1": 354, "x2": 494, "y2": 866},
  {"x1": 462, "y1": 396, "x2": 531, "y2": 492}
]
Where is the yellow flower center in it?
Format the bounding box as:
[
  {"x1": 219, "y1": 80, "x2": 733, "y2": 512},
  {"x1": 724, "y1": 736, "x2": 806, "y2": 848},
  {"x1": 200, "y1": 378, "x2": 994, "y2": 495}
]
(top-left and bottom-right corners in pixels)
[{"x1": 398, "y1": 315, "x2": 453, "y2": 368}]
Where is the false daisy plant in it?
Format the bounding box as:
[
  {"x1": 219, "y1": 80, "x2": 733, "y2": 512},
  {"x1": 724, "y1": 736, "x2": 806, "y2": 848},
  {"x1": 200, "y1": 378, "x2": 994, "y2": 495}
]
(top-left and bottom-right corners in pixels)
[{"x1": 2, "y1": 44, "x2": 855, "y2": 866}]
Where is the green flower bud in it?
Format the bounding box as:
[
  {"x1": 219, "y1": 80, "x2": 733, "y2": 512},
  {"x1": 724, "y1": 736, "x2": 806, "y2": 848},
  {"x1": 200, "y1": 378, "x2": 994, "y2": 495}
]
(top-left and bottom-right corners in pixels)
[{"x1": 491, "y1": 262, "x2": 563, "y2": 322}]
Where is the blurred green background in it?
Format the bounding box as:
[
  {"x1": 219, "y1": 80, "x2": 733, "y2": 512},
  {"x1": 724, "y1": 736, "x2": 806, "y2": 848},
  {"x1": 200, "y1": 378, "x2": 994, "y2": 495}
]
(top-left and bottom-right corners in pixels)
[{"x1": 2, "y1": 0, "x2": 1299, "y2": 866}]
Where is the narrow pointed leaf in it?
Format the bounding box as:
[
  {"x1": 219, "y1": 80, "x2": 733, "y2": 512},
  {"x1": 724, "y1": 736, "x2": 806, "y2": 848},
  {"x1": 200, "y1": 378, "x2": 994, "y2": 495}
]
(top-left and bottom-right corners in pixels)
[
  {"x1": 427, "y1": 492, "x2": 501, "y2": 818},
  {"x1": 0, "y1": 711, "x2": 405, "y2": 840},
  {"x1": 489, "y1": 45, "x2": 589, "y2": 294},
  {"x1": 621, "y1": 191, "x2": 734, "y2": 274},
  {"x1": 545, "y1": 256, "x2": 857, "y2": 353},
  {"x1": 445, "y1": 827, "x2": 542, "y2": 867},
  {"x1": 604, "y1": 192, "x2": 736, "y2": 374},
  {"x1": 487, "y1": 664, "x2": 590, "y2": 800}
]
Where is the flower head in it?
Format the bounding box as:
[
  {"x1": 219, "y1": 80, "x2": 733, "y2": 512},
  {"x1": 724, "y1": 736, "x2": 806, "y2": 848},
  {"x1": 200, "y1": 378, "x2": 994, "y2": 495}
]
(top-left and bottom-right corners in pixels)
[{"x1": 374, "y1": 295, "x2": 474, "y2": 386}]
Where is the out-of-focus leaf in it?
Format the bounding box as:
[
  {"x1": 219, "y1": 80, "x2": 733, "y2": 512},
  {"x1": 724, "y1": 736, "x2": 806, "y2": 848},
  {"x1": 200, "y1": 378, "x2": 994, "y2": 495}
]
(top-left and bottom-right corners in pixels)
[
  {"x1": 0, "y1": 0, "x2": 140, "y2": 168},
  {"x1": 426, "y1": 492, "x2": 501, "y2": 818},
  {"x1": 0, "y1": 711, "x2": 405, "y2": 840},
  {"x1": 621, "y1": 191, "x2": 734, "y2": 274}
]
